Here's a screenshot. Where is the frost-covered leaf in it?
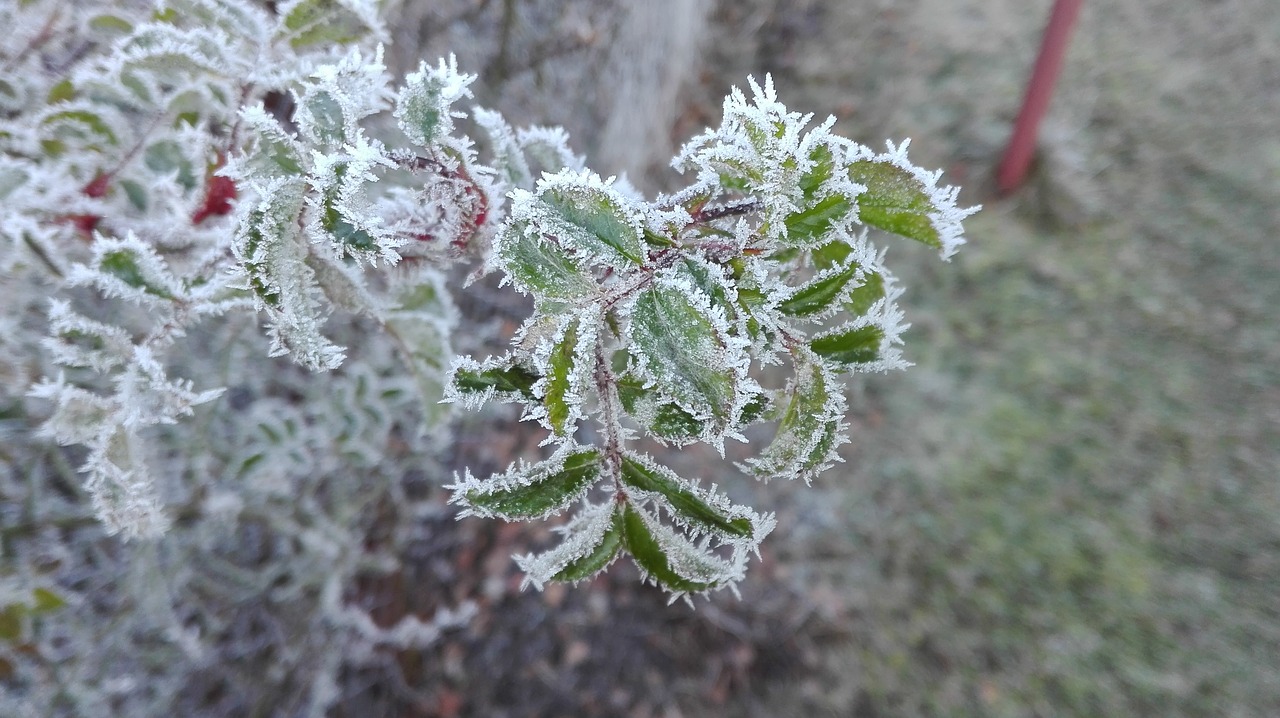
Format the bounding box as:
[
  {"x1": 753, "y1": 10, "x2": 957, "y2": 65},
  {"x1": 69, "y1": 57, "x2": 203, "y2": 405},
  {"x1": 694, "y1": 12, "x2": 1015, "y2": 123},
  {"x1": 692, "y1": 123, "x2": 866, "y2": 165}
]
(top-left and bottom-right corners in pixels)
[
  {"x1": 394, "y1": 55, "x2": 473, "y2": 148},
  {"x1": 448, "y1": 356, "x2": 539, "y2": 407},
  {"x1": 474, "y1": 107, "x2": 532, "y2": 190},
  {"x1": 236, "y1": 105, "x2": 305, "y2": 178},
  {"x1": 620, "y1": 503, "x2": 744, "y2": 595},
  {"x1": 515, "y1": 502, "x2": 622, "y2": 588},
  {"x1": 535, "y1": 171, "x2": 645, "y2": 266},
  {"x1": 517, "y1": 125, "x2": 584, "y2": 175},
  {"x1": 784, "y1": 193, "x2": 853, "y2": 245},
  {"x1": 493, "y1": 205, "x2": 596, "y2": 299},
  {"x1": 309, "y1": 148, "x2": 400, "y2": 265},
  {"x1": 616, "y1": 375, "x2": 704, "y2": 445},
  {"x1": 40, "y1": 106, "x2": 119, "y2": 147},
  {"x1": 295, "y1": 45, "x2": 391, "y2": 148},
  {"x1": 810, "y1": 324, "x2": 884, "y2": 366},
  {"x1": 143, "y1": 140, "x2": 198, "y2": 190},
  {"x1": 44, "y1": 301, "x2": 133, "y2": 373},
  {"x1": 233, "y1": 178, "x2": 346, "y2": 371},
  {"x1": 745, "y1": 349, "x2": 845, "y2": 482},
  {"x1": 279, "y1": 0, "x2": 378, "y2": 49},
  {"x1": 450, "y1": 446, "x2": 601, "y2": 521},
  {"x1": 628, "y1": 269, "x2": 743, "y2": 428},
  {"x1": 777, "y1": 258, "x2": 859, "y2": 318},
  {"x1": 67, "y1": 234, "x2": 182, "y2": 304},
  {"x1": 620, "y1": 453, "x2": 764, "y2": 541},
  {"x1": 543, "y1": 316, "x2": 580, "y2": 436},
  {"x1": 848, "y1": 140, "x2": 979, "y2": 259}
]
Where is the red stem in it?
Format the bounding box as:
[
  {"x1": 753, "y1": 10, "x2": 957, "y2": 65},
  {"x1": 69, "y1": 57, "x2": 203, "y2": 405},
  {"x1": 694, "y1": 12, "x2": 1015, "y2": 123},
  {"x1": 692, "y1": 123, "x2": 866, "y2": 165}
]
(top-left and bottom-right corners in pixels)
[{"x1": 997, "y1": 0, "x2": 1084, "y2": 194}]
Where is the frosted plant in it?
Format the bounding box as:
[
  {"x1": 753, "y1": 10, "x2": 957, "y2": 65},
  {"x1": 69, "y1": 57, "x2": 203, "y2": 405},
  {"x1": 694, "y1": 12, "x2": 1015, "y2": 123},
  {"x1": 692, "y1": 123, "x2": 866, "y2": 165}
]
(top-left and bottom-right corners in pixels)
[
  {"x1": 1, "y1": 1, "x2": 487, "y2": 713},
  {"x1": 447, "y1": 76, "x2": 978, "y2": 598},
  {"x1": 3, "y1": 0, "x2": 555, "y2": 541},
  {"x1": 1, "y1": 17, "x2": 976, "y2": 705}
]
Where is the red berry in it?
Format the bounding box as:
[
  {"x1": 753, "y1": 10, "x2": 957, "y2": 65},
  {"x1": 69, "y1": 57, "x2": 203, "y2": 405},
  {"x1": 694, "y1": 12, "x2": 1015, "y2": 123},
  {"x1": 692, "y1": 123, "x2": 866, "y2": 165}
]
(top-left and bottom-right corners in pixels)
[
  {"x1": 82, "y1": 172, "x2": 110, "y2": 198},
  {"x1": 66, "y1": 214, "x2": 101, "y2": 235},
  {"x1": 191, "y1": 175, "x2": 237, "y2": 224}
]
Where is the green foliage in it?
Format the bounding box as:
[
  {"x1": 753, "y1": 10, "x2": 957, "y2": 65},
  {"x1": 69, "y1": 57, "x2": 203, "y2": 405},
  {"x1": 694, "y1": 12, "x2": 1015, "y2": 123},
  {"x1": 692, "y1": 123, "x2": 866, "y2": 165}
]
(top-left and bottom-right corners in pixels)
[{"x1": 449, "y1": 77, "x2": 976, "y2": 595}]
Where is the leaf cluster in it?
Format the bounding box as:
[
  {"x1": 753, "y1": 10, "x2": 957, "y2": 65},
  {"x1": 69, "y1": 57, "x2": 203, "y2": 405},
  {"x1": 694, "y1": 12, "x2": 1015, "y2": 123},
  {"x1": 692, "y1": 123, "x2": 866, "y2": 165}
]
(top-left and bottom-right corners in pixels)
[{"x1": 448, "y1": 77, "x2": 977, "y2": 596}]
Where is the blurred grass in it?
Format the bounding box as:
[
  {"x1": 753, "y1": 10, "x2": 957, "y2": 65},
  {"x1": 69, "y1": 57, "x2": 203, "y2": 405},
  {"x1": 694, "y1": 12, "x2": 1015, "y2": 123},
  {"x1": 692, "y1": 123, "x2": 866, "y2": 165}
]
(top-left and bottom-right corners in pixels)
[{"x1": 765, "y1": 199, "x2": 1280, "y2": 716}]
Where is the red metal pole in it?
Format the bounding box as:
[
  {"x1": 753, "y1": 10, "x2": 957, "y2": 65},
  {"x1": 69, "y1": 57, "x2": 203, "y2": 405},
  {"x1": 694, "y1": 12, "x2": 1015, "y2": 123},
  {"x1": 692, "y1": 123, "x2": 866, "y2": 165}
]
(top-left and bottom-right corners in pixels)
[{"x1": 997, "y1": 0, "x2": 1084, "y2": 194}]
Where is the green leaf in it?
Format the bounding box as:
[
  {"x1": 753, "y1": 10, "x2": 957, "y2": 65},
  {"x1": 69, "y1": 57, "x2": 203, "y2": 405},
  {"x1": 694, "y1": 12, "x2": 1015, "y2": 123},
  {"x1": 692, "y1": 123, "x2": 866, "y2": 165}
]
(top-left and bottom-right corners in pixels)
[
  {"x1": 99, "y1": 250, "x2": 175, "y2": 300},
  {"x1": 0, "y1": 605, "x2": 21, "y2": 641},
  {"x1": 848, "y1": 159, "x2": 941, "y2": 249},
  {"x1": 89, "y1": 14, "x2": 134, "y2": 35},
  {"x1": 320, "y1": 165, "x2": 377, "y2": 255},
  {"x1": 846, "y1": 271, "x2": 885, "y2": 316},
  {"x1": 620, "y1": 504, "x2": 716, "y2": 593},
  {"x1": 738, "y1": 392, "x2": 772, "y2": 425},
  {"x1": 810, "y1": 324, "x2": 884, "y2": 366},
  {"x1": 41, "y1": 109, "x2": 117, "y2": 145},
  {"x1": 808, "y1": 240, "x2": 886, "y2": 316},
  {"x1": 31, "y1": 588, "x2": 66, "y2": 614},
  {"x1": 497, "y1": 222, "x2": 595, "y2": 299},
  {"x1": 616, "y1": 376, "x2": 705, "y2": 444},
  {"x1": 748, "y1": 350, "x2": 843, "y2": 481},
  {"x1": 545, "y1": 318, "x2": 579, "y2": 435},
  {"x1": 778, "y1": 261, "x2": 858, "y2": 317},
  {"x1": 384, "y1": 277, "x2": 454, "y2": 427},
  {"x1": 453, "y1": 363, "x2": 539, "y2": 400},
  {"x1": 679, "y1": 258, "x2": 734, "y2": 317},
  {"x1": 552, "y1": 510, "x2": 624, "y2": 582},
  {"x1": 620, "y1": 456, "x2": 752, "y2": 538},
  {"x1": 46, "y1": 79, "x2": 75, "y2": 104},
  {"x1": 282, "y1": 0, "x2": 370, "y2": 49},
  {"x1": 811, "y1": 238, "x2": 851, "y2": 269},
  {"x1": 120, "y1": 179, "x2": 147, "y2": 211},
  {"x1": 0, "y1": 165, "x2": 29, "y2": 201},
  {"x1": 144, "y1": 140, "x2": 197, "y2": 190},
  {"x1": 464, "y1": 449, "x2": 601, "y2": 520},
  {"x1": 799, "y1": 143, "x2": 837, "y2": 201},
  {"x1": 243, "y1": 211, "x2": 281, "y2": 307},
  {"x1": 539, "y1": 180, "x2": 644, "y2": 265},
  {"x1": 630, "y1": 281, "x2": 736, "y2": 423},
  {"x1": 301, "y1": 90, "x2": 345, "y2": 145},
  {"x1": 643, "y1": 227, "x2": 675, "y2": 247},
  {"x1": 784, "y1": 194, "x2": 853, "y2": 245}
]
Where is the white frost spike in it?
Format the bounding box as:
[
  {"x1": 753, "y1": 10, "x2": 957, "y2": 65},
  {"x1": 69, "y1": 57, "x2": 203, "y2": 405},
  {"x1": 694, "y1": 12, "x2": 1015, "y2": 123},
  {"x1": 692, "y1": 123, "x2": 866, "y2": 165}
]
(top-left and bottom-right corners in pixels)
[
  {"x1": 81, "y1": 429, "x2": 171, "y2": 540},
  {"x1": 515, "y1": 501, "x2": 618, "y2": 590}
]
